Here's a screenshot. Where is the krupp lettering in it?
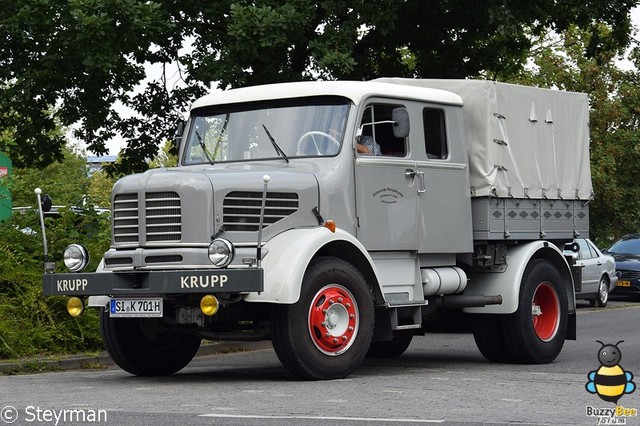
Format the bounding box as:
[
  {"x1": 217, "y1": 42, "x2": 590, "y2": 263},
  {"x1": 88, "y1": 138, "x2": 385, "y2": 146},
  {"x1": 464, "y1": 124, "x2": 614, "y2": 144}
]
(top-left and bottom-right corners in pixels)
[
  {"x1": 180, "y1": 274, "x2": 228, "y2": 289},
  {"x1": 56, "y1": 279, "x2": 88, "y2": 292}
]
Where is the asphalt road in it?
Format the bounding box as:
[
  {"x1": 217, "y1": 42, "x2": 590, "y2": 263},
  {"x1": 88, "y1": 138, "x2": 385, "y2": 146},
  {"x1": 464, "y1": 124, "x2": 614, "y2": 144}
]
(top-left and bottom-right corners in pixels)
[{"x1": 2, "y1": 298, "x2": 640, "y2": 426}]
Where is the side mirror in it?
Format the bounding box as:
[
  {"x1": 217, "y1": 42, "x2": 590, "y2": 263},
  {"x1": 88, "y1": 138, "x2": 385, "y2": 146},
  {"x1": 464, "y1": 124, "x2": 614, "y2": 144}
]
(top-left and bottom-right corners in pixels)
[
  {"x1": 173, "y1": 121, "x2": 186, "y2": 151},
  {"x1": 392, "y1": 108, "x2": 410, "y2": 138},
  {"x1": 565, "y1": 242, "x2": 580, "y2": 253},
  {"x1": 41, "y1": 194, "x2": 52, "y2": 213}
]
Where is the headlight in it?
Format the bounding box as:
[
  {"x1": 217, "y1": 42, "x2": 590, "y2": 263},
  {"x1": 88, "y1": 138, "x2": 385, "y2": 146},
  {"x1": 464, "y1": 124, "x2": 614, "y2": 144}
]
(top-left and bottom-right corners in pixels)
[
  {"x1": 63, "y1": 244, "x2": 90, "y2": 272},
  {"x1": 208, "y1": 239, "x2": 234, "y2": 268}
]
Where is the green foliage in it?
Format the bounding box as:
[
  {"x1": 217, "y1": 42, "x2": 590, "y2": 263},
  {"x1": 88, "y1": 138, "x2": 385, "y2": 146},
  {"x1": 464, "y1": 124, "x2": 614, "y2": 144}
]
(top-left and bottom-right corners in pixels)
[
  {"x1": 87, "y1": 170, "x2": 115, "y2": 208},
  {"x1": 1, "y1": 1, "x2": 636, "y2": 175},
  {"x1": 148, "y1": 140, "x2": 178, "y2": 169},
  {"x1": 10, "y1": 146, "x2": 89, "y2": 207},
  {"x1": 508, "y1": 25, "x2": 640, "y2": 246},
  {"x1": 0, "y1": 144, "x2": 111, "y2": 359},
  {"x1": 0, "y1": 209, "x2": 109, "y2": 359}
]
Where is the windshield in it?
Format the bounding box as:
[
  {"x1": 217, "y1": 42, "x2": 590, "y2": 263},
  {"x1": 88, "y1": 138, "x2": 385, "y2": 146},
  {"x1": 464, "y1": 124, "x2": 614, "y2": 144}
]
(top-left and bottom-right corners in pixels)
[
  {"x1": 183, "y1": 97, "x2": 349, "y2": 165},
  {"x1": 606, "y1": 237, "x2": 640, "y2": 256}
]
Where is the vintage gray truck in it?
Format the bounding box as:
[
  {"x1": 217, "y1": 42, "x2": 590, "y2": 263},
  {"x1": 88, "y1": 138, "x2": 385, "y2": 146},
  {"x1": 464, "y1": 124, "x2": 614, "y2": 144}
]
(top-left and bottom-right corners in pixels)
[{"x1": 42, "y1": 79, "x2": 592, "y2": 380}]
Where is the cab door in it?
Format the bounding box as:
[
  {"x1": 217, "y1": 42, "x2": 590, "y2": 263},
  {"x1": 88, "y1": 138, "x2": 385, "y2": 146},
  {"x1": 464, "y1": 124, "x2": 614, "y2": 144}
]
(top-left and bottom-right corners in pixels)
[
  {"x1": 414, "y1": 105, "x2": 473, "y2": 254},
  {"x1": 354, "y1": 101, "x2": 418, "y2": 251}
]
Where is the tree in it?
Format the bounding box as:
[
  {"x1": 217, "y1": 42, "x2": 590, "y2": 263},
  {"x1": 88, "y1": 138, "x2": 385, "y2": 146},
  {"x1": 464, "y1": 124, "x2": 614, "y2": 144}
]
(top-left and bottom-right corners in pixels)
[
  {"x1": 1, "y1": 1, "x2": 637, "y2": 175},
  {"x1": 10, "y1": 146, "x2": 89, "y2": 207},
  {"x1": 509, "y1": 24, "x2": 640, "y2": 245}
]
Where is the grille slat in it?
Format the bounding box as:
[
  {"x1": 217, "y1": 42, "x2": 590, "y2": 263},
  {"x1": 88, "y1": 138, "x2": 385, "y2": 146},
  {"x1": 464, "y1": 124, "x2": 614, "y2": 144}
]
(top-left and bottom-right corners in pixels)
[{"x1": 223, "y1": 191, "x2": 299, "y2": 232}]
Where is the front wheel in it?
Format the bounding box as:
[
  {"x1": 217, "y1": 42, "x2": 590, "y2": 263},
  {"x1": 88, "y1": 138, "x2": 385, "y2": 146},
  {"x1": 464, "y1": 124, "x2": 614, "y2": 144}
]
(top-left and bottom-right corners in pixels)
[
  {"x1": 502, "y1": 259, "x2": 568, "y2": 363},
  {"x1": 100, "y1": 310, "x2": 201, "y2": 376},
  {"x1": 271, "y1": 257, "x2": 374, "y2": 380},
  {"x1": 589, "y1": 276, "x2": 609, "y2": 307}
]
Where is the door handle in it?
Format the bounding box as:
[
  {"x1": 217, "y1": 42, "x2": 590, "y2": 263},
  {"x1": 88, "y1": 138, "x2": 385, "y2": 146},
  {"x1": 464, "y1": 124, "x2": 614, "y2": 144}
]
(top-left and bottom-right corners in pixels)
[
  {"x1": 405, "y1": 170, "x2": 416, "y2": 178},
  {"x1": 417, "y1": 171, "x2": 426, "y2": 194}
]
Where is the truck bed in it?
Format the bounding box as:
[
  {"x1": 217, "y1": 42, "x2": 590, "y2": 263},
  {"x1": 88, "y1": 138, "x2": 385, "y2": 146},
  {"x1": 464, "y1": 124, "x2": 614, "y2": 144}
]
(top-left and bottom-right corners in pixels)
[{"x1": 472, "y1": 197, "x2": 588, "y2": 241}]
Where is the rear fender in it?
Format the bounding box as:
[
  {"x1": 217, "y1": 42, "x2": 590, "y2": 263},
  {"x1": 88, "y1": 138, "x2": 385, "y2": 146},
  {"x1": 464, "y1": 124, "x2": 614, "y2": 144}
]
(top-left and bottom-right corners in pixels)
[{"x1": 464, "y1": 241, "x2": 575, "y2": 315}]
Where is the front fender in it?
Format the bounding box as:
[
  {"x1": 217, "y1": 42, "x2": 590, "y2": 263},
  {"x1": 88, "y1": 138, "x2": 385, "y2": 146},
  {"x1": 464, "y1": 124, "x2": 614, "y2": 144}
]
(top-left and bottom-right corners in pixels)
[
  {"x1": 245, "y1": 227, "x2": 376, "y2": 304},
  {"x1": 464, "y1": 241, "x2": 575, "y2": 314}
]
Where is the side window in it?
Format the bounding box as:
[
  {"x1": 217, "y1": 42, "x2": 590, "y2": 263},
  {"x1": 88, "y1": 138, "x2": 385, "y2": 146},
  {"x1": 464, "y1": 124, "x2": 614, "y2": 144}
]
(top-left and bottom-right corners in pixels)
[
  {"x1": 578, "y1": 239, "x2": 595, "y2": 260},
  {"x1": 358, "y1": 104, "x2": 407, "y2": 156},
  {"x1": 423, "y1": 108, "x2": 448, "y2": 159}
]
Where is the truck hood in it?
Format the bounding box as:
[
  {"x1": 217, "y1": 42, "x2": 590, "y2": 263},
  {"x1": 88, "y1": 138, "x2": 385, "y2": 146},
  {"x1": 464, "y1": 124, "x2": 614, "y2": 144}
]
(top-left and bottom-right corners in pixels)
[{"x1": 111, "y1": 165, "x2": 319, "y2": 247}]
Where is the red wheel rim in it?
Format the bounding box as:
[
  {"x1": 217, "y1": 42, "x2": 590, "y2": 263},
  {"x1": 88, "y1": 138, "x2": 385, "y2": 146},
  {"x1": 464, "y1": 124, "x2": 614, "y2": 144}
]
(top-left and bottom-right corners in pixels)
[
  {"x1": 308, "y1": 284, "x2": 359, "y2": 356},
  {"x1": 531, "y1": 282, "x2": 560, "y2": 342}
]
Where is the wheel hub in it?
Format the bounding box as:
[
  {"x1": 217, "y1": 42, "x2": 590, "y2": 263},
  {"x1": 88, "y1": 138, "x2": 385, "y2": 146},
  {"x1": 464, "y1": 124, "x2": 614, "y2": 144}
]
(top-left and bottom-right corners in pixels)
[
  {"x1": 531, "y1": 282, "x2": 560, "y2": 342},
  {"x1": 308, "y1": 285, "x2": 359, "y2": 355}
]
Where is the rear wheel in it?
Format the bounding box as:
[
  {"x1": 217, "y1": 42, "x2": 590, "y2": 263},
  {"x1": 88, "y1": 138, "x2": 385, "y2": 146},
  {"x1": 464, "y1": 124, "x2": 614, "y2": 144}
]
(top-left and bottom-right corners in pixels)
[
  {"x1": 502, "y1": 259, "x2": 567, "y2": 363},
  {"x1": 367, "y1": 332, "x2": 413, "y2": 358},
  {"x1": 100, "y1": 310, "x2": 201, "y2": 376},
  {"x1": 589, "y1": 276, "x2": 609, "y2": 307},
  {"x1": 472, "y1": 314, "x2": 514, "y2": 363},
  {"x1": 271, "y1": 257, "x2": 374, "y2": 380}
]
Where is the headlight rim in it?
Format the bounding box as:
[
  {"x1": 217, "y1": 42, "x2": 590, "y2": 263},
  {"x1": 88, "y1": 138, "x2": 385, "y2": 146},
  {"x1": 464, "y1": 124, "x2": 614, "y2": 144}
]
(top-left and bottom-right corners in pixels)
[
  {"x1": 208, "y1": 238, "x2": 235, "y2": 268},
  {"x1": 63, "y1": 243, "x2": 90, "y2": 272}
]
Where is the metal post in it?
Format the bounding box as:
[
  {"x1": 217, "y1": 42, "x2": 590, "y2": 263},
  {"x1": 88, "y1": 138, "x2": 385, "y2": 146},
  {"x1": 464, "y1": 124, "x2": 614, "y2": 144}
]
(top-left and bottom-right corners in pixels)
[
  {"x1": 35, "y1": 188, "x2": 48, "y2": 262},
  {"x1": 256, "y1": 175, "x2": 270, "y2": 267}
]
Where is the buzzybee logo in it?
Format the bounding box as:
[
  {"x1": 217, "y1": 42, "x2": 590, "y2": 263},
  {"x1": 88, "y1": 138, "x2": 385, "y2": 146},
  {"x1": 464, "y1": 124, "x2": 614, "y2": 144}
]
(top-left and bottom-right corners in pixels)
[
  {"x1": 586, "y1": 341, "x2": 635, "y2": 403},
  {"x1": 585, "y1": 341, "x2": 638, "y2": 425}
]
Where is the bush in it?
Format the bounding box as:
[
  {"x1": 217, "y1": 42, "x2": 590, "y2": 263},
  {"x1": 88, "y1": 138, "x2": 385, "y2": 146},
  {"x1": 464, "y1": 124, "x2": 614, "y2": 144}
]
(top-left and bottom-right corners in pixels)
[{"x1": 0, "y1": 207, "x2": 110, "y2": 359}]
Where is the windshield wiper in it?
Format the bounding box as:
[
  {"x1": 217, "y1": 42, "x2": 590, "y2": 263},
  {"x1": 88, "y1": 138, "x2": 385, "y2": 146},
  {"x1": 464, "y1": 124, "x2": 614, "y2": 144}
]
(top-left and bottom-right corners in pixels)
[
  {"x1": 262, "y1": 124, "x2": 289, "y2": 163},
  {"x1": 195, "y1": 131, "x2": 215, "y2": 165}
]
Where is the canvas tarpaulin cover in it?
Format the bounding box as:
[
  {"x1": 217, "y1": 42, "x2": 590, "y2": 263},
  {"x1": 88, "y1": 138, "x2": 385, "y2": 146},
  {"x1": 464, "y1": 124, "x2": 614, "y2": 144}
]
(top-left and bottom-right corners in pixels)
[{"x1": 376, "y1": 78, "x2": 593, "y2": 201}]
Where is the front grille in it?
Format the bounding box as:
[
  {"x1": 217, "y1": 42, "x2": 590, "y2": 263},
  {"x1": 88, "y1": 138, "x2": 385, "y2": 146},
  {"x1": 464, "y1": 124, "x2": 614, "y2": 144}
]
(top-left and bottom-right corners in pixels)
[
  {"x1": 145, "y1": 192, "x2": 181, "y2": 242},
  {"x1": 146, "y1": 255, "x2": 183, "y2": 264},
  {"x1": 104, "y1": 257, "x2": 133, "y2": 266},
  {"x1": 223, "y1": 191, "x2": 299, "y2": 232},
  {"x1": 113, "y1": 192, "x2": 182, "y2": 244},
  {"x1": 113, "y1": 194, "x2": 139, "y2": 243},
  {"x1": 618, "y1": 270, "x2": 640, "y2": 281}
]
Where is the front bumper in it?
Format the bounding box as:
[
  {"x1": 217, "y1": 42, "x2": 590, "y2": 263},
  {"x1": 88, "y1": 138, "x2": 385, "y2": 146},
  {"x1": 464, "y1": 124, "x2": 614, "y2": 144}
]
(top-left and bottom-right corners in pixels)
[
  {"x1": 612, "y1": 276, "x2": 640, "y2": 294},
  {"x1": 43, "y1": 268, "x2": 263, "y2": 296}
]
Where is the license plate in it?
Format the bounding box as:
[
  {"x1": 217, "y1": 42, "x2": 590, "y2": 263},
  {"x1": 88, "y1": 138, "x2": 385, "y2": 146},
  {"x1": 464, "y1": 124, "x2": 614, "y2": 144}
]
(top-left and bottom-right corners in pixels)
[
  {"x1": 110, "y1": 298, "x2": 163, "y2": 318},
  {"x1": 617, "y1": 280, "x2": 631, "y2": 287}
]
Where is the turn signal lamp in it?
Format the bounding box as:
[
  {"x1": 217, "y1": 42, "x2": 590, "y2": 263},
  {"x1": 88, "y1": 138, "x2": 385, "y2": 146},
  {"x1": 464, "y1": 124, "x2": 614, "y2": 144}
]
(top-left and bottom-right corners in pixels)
[
  {"x1": 200, "y1": 294, "x2": 220, "y2": 316},
  {"x1": 324, "y1": 220, "x2": 336, "y2": 233},
  {"x1": 67, "y1": 297, "x2": 84, "y2": 317}
]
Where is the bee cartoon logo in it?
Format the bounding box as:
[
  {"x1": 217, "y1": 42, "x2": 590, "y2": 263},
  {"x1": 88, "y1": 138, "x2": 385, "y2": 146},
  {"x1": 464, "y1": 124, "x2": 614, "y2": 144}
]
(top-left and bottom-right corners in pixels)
[{"x1": 586, "y1": 340, "x2": 636, "y2": 403}]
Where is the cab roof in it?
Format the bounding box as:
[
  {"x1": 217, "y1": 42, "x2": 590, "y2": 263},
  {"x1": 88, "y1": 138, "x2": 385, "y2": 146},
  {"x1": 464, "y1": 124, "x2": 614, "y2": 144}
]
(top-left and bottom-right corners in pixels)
[{"x1": 190, "y1": 80, "x2": 464, "y2": 110}]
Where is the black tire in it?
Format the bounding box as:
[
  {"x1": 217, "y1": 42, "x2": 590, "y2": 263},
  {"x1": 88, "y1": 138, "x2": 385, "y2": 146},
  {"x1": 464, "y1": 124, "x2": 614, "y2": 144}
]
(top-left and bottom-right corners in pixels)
[
  {"x1": 100, "y1": 310, "x2": 201, "y2": 376},
  {"x1": 502, "y1": 259, "x2": 568, "y2": 364},
  {"x1": 471, "y1": 314, "x2": 514, "y2": 363},
  {"x1": 589, "y1": 276, "x2": 609, "y2": 308},
  {"x1": 270, "y1": 256, "x2": 374, "y2": 380},
  {"x1": 367, "y1": 332, "x2": 413, "y2": 358}
]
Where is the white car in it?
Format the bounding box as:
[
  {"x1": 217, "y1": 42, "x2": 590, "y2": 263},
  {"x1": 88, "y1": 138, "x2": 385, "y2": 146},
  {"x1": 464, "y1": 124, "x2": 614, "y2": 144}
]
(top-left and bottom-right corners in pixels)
[{"x1": 565, "y1": 238, "x2": 618, "y2": 307}]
